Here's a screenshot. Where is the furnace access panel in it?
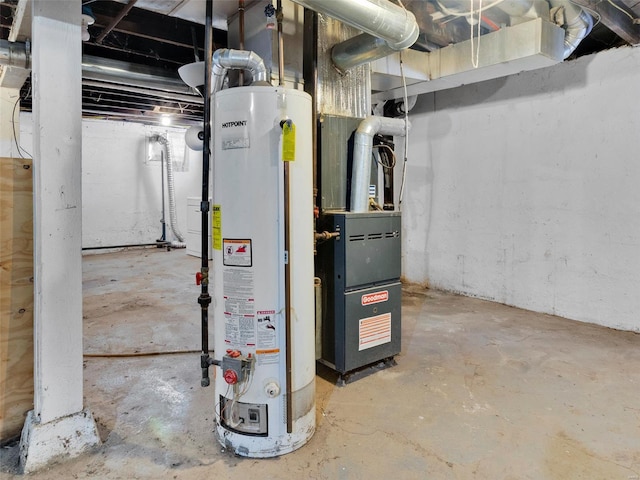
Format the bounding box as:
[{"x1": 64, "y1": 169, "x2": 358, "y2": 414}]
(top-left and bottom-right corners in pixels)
[{"x1": 316, "y1": 211, "x2": 402, "y2": 375}]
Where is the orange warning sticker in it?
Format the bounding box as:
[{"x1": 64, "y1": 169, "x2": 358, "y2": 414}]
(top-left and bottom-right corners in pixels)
[
  {"x1": 359, "y1": 313, "x2": 391, "y2": 351},
  {"x1": 223, "y1": 239, "x2": 252, "y2": 267},
  {"x1": 255, "y1": 348, "x2": 279, "y2": 366},
  {"x1": 256, "y1": 349, "x2": 280, "y2": 355}
]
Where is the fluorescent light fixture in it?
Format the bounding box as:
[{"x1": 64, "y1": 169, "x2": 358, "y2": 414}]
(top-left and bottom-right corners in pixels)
[{"x1": 161, "y1": 115, "x2": 172, "y2": 126}]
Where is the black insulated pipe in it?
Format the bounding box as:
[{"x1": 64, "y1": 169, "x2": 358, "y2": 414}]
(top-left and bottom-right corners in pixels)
[{"x1": 199, "y1": 0, "x2": 214, "y2": 388}]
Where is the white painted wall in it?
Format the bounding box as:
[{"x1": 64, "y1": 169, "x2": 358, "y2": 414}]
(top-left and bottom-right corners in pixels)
[
  {"x1": 402, "y1": 46, "x2": 640, "y2": 331},
  {"x1": 20, "y1": 115, "x2": 202, "y2": 248}
]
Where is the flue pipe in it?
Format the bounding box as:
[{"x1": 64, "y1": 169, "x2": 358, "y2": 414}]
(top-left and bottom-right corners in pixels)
[
  {"x1": 211, "y1": 48, "x2": 269, "y2": 93},
  {"x1": 351, "y1": 116, "x2": 409, "y2": 213},
  {"x1": 290, "y1": 0, "x2": 419, "y2": 72}
]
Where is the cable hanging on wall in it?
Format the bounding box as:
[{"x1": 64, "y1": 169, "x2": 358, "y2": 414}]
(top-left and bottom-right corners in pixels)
[{"x1": 470, "y1": 0, "x2": 483, "y2": 69}]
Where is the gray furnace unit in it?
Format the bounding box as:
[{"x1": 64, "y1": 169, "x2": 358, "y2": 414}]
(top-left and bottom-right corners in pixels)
[{"x1": 316, "y1": 211, "x2": 402, "y2": 378}]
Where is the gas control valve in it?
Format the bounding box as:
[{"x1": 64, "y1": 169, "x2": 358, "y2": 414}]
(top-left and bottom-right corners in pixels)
[{"x1": 221, "y1": 349, "x2": 253, "y2": 385}]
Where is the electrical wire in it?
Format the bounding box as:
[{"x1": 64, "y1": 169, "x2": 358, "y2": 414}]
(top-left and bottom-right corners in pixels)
[
  {"x1": 372, "y1": 144, "x2": 397, "y2": 170},
  {"x1": 397, "y1": 50, "x2": 410, "y2": 210},
  {"x1": 12, "y1": 91, "x2": 32, "y2": 159},
  {"x1": 470, "y1": 0, "x2": 483, "y2": 69},
  {"x1": 436, "y1": 0, "x2": 504, "y2": 16},
  {"x1": 607, "y1": 0, "x2": 639, "y2": 22},
  {"x1": 216, "y1": 384, "x2": 233, "y2": 423}
]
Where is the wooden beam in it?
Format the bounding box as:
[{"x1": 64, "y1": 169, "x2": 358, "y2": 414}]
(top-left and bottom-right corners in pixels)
[{"x1": 572, "y1": 0, "x2": 640, "y2": 45}]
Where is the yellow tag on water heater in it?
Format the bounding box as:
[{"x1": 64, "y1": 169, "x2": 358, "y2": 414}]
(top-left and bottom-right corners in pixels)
[{"x1": 282, "y1": 122, "x2": 296, "y2": 162}]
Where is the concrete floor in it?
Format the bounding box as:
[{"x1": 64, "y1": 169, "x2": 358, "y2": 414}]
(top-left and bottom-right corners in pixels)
[{"x1": 2, "y1": 248, "x2": 640, "y2": 479}]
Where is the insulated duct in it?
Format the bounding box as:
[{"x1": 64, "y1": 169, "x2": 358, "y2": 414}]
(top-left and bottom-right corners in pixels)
[
  {"x1": 212, "y1": 48, "x2": 269, "y2": 92},
  {"x1": 351, "y1": 116, "x2": 409, "y2": 212},
  {"x1": 153, "y1": 135, "x2": 185, "y2": 246},
  {"x1": 290, "y1": 0, "x2": 419, "y2": 72}
]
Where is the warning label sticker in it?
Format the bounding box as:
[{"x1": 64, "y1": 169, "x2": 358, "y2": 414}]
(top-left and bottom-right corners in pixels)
[
  {"x1": 212, "y1": 205, "x2": 222, "y2": 251},
  {"x1": 359, "y1": 313, "x2": 392, "y2": 351},
  {"x1": 223, "y1": 239, "x2": 252, "y2": 267},
  {"x1": 255, "y1": 348, "x2": 280, "y2": 366},
  {"x1": 223, "y1": 268, "x2": 255, "y2": 348},
  {"x1": 257, "y1": 312, "x2": 277, "y2": 349},
  {"x1": 224, "y1": 311, "x2": 256, "y2": 348}
]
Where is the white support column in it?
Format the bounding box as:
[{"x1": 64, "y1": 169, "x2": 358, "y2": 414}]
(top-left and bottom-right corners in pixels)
[{"x1": 19, "y1": 0, "x2": 99, "y2": 473}]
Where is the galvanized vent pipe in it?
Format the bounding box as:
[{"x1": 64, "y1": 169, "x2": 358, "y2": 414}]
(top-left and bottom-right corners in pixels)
[
  {"x1": 290, "y1": 0, "x2": 419, "y2": 72},
  {"x1": 0, "y1": 39, "x2": 30, "y2": 69},
  {"x1": 351, "y1": 115, "x2": 409, "y2": 212},
  {"x1": 212, "y1": 48, "x2": 269, "y2": 92},
  {"x1": 548, "y1": 0, "x2": 593, "y2": 59}
]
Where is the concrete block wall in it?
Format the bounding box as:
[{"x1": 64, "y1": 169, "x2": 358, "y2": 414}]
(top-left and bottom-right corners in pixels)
[
  {"x1": 19, "y1": 116, "x2": 201, "y2": 249},
  {"x1": 402, "y1": 46, "x2": 640, "y2": 331}
]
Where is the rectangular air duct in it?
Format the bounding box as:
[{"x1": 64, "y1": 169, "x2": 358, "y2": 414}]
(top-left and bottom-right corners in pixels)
[{"x1": 371, "y1": 17, "x2": 565, "y2": 102}]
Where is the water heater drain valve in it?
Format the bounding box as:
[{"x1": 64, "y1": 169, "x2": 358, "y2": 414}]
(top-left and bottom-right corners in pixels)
[{"x1": 221, "y1": 350, "x2": 253, "y2": 385}]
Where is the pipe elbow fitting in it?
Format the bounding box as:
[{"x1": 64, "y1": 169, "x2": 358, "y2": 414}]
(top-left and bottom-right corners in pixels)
[{"x1": 388, "y1": 9, "x2": 420, "y2": 51}]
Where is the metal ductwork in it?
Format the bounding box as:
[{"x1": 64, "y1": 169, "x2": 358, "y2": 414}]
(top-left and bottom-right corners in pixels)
[
  {"x1": 549, "y1": 0, "x2": 593, "y2": 59},
  {"x1": 82, "y1": 55, "x2": 192, "y2": 94},
  {"x1": 0, "y1": 39, "x2": 30, "y2": 69},
  {"x1": 351, "y1": 115, "x2": 409, "y2": 212},
  {"x1": 290, "y1": 0, "x2": 419, "y2": 72},
  {"x1": 212, "y1": 48, "x2": 269, "y2": 92}
]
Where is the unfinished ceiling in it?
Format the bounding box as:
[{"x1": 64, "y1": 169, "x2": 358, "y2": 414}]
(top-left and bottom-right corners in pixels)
[{"x1": 0, "y1": 0, "x2": 638, "y2": 125}]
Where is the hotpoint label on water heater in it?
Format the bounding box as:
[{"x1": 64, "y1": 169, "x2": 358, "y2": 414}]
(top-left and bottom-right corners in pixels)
[
  {"x1": 358, "y1": 313, "x2": 392, "y2": 351},
  {"x1": 223, "y1": 239, "x2": 252, "y2": 267},
  {"x1": 220, "y1": 117, "x2": 249, "y2": 150}
]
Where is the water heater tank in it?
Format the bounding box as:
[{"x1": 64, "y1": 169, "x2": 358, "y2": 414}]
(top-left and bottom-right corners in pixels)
[{"x1": 211, "y1": 86, "x2": 315, "y2": 457}]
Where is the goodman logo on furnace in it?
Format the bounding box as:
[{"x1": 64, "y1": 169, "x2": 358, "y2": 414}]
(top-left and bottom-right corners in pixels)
[{"x1": 361, "y1": 290, "x2": 389, "y2": 306}]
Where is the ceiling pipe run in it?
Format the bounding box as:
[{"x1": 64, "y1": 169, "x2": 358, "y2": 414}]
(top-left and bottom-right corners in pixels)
[
  {"x1": 82, "y1": 54, "x2": 195, "y2": 94},
  {"x1": 351, "y1": 115, "x2": 410, "y2": 213},
  {"x1": 290, "y1": 0, "x2": 419, "y2": 73}
]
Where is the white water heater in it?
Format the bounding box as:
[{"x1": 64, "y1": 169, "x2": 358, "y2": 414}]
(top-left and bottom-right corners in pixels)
[{"x1": 211, "y1": 86, "x2": 315, "y2": 457}]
